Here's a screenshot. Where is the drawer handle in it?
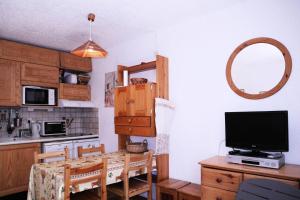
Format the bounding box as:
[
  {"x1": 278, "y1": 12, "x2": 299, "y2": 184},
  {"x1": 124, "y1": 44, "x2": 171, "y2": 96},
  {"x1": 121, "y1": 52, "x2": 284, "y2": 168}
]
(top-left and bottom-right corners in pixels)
[
  {"x1": 128, "y1": 119, "x2": 132, "y2": 123},
  {"x1": 216, "y1": 197, "x2": 222, "y2": 200},
  {"x1": 216, "y1": 178, "x2": 222, "y2": 183},
  {"x1": 128, "y1": 128, "x2": 132, "y2": 133}
]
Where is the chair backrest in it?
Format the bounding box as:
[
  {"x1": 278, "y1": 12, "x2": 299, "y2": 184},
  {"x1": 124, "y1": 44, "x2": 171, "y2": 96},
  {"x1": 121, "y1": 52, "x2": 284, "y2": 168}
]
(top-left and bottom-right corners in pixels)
[
  {"x1": 64, "y1": 158, "x2": 108, "y2": 200},
  {"x1": 236, "y1": 178, "x2": 300, "y2": 200},
  {"x1": 123, "y1": 151, "x2": 153, "y2": 196},
  {"x1": 77, "y1": 144, "x2": 105, "y2": 158},
  {"x1": 34, "y1": 147, "x2": 69, "y2": 164}
]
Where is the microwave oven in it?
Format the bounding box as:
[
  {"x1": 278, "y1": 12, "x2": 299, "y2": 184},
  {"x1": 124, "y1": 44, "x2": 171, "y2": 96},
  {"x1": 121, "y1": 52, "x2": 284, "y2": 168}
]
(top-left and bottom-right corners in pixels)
[
  {"x1": 40, "y1": 120, "x2": 67, "y2": 136},
  {"x1": 23, "y1": 86, "x2": 56, "y2": 106}
]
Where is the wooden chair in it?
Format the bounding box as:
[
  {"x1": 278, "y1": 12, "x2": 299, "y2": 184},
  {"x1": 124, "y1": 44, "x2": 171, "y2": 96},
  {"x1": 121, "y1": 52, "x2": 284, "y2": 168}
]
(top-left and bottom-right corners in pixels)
[
  {"x1": 34, "y1": 147, "x2": 69, "y2": 163},
  {"x1": 78, "y1": 144, "x2": 105, "y2": 158},
  {"x1": 64, "y1": 158, "x2": 108, "y2": 200},
  {"x1": 108, "y1": 151, "x2": 153, "y2": 200}
]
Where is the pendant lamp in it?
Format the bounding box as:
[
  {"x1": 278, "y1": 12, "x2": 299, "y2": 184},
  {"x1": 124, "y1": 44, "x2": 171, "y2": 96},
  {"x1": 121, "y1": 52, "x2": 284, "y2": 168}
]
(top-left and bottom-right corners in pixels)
[{"x1": 71, "y1": 13, "x2": 108, "y2": 58}]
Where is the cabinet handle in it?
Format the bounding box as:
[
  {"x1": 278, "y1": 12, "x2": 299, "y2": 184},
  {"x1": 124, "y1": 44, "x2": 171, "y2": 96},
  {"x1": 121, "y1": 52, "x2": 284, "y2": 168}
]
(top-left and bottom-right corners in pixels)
[
  {"x1": 216, "y1": 178, "x2": 222, "y2": 183},
  {"x1": 128, "y1": 119, "x2": 132, "y2": 123},
  {"x1": 128, "y1": 128, "x2": 132, "y2": 133},
  {"x1": 126, "y1": 99, "x2": 135, "y2": 104}
]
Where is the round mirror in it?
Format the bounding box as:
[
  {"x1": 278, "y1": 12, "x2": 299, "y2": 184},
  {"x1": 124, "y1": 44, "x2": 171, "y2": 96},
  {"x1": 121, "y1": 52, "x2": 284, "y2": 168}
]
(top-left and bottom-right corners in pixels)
[{"x1": 226, "y1": 37, "x2": 292, "y2": 99}]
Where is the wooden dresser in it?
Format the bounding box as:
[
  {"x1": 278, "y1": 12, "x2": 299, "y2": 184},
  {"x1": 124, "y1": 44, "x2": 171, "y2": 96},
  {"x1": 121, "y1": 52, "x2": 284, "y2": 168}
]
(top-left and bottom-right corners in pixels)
[{"x1": 199, "y1": 156, "x2": 300, "y2": 200}]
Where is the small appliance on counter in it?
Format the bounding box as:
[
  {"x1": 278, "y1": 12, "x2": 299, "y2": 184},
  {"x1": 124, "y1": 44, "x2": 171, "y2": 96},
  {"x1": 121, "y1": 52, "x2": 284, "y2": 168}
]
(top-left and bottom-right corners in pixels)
[
  {"x1": 39, "y1": 120, "x2": 67, "y2": 136},
  {"x1": 31, "y1": 122, "x2": 41, "y2": 138}
]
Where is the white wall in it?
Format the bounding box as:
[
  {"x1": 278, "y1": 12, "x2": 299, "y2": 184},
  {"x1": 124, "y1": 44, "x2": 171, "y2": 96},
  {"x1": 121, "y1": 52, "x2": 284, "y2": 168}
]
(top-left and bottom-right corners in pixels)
[{"x1": 91, "y1": 0, "x2": 300, "y2": 183}]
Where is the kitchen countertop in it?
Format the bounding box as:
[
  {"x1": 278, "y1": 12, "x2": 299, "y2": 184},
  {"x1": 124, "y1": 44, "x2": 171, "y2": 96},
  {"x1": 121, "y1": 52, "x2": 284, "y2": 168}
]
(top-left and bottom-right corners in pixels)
[{"x1": 0, "y1": 134, "x2": 99, "y2": 146}]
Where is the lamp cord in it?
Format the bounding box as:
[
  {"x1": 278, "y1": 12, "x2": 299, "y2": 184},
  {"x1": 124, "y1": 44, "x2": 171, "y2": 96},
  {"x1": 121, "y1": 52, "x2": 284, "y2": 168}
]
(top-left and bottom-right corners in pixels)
[{"x1": 89, "y1": 20, "x2": 92, "y2": 41}]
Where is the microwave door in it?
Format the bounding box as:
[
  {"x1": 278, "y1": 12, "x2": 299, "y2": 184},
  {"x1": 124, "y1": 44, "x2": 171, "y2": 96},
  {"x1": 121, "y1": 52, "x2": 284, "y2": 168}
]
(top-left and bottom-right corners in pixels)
[
  {"x1": 44, "y1": 122, "x2": 66, "y2": 135},
  {"x1": 25, "y1": 88, "x2": 49, "y2": 105}
]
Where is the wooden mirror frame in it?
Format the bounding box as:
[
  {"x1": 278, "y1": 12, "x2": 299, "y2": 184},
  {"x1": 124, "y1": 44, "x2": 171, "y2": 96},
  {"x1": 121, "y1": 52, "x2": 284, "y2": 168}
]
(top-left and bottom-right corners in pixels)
[{"x1": 226, "y1": 37, "x2": 292, "y2": 100}]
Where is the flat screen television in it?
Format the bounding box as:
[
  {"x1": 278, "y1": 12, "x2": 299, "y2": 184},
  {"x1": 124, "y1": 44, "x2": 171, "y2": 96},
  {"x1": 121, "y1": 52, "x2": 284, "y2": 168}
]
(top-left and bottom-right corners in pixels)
[{"x1": 225, "y1": 111, "x2": 288, "y2": 152}]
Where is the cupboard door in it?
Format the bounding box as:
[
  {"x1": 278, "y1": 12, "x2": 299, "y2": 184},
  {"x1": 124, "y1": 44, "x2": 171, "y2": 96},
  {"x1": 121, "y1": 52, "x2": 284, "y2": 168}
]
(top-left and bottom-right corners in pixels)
[
  {"x1": 129, "y1": 83, "x2": 156, "y2": 116},
  {"x1": 60, "y1": 52, "x2": 92, "y2": 72},
  {"x1": 115, "y1": 87, "x2": 130, "y2": 116},
  {"x1": 59, "y1": 83, "x2": 91, "y2": 101},
  {"x1": 0, "y1": 59, "x2": 21, "y2": 106},
  {"x1": 0, "y1": 143, "x2": 40, "y2": 197},
  {"x1": 0, "y1": 39, "x2": 59, "y2": 67},
  {"x1": 21, "y1": 63, "x2": 59, "y2": 88}
]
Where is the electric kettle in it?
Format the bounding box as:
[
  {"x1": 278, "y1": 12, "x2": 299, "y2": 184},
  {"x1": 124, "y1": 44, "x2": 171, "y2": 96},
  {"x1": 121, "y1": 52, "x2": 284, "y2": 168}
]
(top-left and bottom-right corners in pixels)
[{"x1": 31, "y1": 122, "x2": 41, "y2": 138}]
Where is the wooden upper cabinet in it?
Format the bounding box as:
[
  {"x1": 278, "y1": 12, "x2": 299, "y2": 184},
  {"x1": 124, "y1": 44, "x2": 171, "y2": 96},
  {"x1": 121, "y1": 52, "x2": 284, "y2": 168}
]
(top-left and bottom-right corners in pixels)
[
  {"x1": 21, "y1": 63, "x2": 59, "y2": 88},
  {"x1": 115, "y1": 87, "x2": 130, "y2": 116},
  {"x1": 60, "y1": 52, "x2": 92, "y2": 72},
  {"x1": 114, "y1": 83, "x2": 157, "y2": 137},
  {"x1": 0, "y1": 40, "x2": 59, "y2": 67},
  {"x1": 129, "y1": 84, "x2": 155, "y2": 116},
  {"x1": 0, "y1": 59, "x2": 21, "y2": 106},
  {"x1": 59, "y1": 83, "x2": 91, "y2": 101},
  {"x1": 115, "y1": 83, "x2": 156, "y2": 117}
]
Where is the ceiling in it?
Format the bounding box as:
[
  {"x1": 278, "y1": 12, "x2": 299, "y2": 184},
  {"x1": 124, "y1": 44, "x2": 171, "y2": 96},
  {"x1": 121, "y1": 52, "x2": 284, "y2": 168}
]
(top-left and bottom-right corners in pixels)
[{"x1": 0, "y1": 0, "x2": 240, "y2": 51}]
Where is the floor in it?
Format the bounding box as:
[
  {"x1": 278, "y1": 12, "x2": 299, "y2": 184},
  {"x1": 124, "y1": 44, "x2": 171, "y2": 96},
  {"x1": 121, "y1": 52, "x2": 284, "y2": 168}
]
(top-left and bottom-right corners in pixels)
[{"x1": 0, "y1": 192, "x2": 148, "y2": 200}]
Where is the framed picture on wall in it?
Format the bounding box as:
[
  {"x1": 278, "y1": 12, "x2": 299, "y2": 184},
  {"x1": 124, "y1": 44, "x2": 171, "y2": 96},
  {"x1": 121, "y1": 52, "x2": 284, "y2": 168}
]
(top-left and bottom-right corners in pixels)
[{"x1": 104, "y1": 71, "x2": 117, "y2": 107}]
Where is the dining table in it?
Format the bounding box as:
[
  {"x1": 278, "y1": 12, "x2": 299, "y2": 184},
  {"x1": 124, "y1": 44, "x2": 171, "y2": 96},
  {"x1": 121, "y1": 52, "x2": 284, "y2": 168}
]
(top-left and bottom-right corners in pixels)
[{"x1": 27, "y1": 151, "x2": 155, "y2": 200}]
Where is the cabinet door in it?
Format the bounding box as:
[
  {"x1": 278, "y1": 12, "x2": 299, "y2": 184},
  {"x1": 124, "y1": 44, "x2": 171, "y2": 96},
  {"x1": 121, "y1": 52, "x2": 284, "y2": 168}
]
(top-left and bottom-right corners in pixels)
[
  {"x1": 0, "y1": 59, "x2": 21, "y2": 106},
  {"x1": 0, "y1": 39, "x2": 59, "y2": 67},
  {"x1": 21, "y1": 63, "x2": 59, "y2": 88},
  {"x1": 60, "y1": 52, "x2": 92, "y2": 72},
  {"x1": 43, "y1": 141, "x2": 73, "y2": 162},
  {"x1": 59, "y1": 83, "x2": 91, "y2": 101},
  {"x1": 0, "y1": 143, "x2": 40, "y2": 197},
  {"x1": 129, "y1": 83, "x2": 155, "y2": 116},
  {"x1": 115, "y1": 86, "x2": 130, "y2": 116}
]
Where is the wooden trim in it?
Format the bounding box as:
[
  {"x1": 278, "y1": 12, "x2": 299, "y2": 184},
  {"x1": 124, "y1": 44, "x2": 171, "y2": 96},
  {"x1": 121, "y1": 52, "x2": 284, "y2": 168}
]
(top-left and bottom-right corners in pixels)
[
  {"x1": 127, "y1": 61, "x2": 156, "y2": 73},
  {"x1": 156, "y1": 154, "x2": 169, "y2": 182},
  {"x1": 156, "y1": 55, "x2": 169, "y2": 99},
  {"x1": 226, "y1": 37, "x2": 292, "y2": 100}
]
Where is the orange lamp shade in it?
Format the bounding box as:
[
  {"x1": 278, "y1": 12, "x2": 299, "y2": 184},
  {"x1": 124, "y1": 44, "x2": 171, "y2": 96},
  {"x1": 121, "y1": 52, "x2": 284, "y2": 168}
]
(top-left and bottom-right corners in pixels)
[{"x1": 71, "y1": 40, "x2": 108, "y2": 58}]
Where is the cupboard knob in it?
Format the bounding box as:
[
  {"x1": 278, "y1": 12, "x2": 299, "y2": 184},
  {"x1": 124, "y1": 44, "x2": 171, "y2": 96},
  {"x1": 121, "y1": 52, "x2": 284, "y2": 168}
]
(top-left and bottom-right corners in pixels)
[
  {"x1": 128, "y1": 119, "x2": 132, "y2": 123},
  {"x1": 216, "y1": 178, "x2": 222, "y2": 183},
  {"x1": 129, "y1": 128, "x2": 132, "y2": 132}
]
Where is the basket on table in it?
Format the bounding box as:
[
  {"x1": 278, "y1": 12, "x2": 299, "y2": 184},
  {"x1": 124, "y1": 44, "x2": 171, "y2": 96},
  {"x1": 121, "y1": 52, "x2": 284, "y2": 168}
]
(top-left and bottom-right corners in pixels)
[{"x1": 126, "y1": 139, "x2": 148, "y2": 153}]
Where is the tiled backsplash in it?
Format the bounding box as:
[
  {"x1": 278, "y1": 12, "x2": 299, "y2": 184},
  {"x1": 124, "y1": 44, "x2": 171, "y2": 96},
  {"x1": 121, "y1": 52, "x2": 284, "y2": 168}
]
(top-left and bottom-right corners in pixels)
[{"x1": 0, "y1": 107, "x2": 99, "y2": 137}]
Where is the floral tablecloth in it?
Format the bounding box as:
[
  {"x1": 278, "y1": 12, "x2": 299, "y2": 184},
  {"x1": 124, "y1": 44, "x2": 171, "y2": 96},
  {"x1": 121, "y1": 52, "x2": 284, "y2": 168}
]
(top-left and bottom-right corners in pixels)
[{"x1": 27, "y1": 151, "x2": 155, "y2": 200}]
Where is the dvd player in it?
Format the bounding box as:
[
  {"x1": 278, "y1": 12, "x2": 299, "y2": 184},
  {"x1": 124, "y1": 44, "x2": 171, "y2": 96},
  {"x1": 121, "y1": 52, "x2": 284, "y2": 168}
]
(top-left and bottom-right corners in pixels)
[{"x1": 226, "y1": 151, "x2": 285, "y2": 169}]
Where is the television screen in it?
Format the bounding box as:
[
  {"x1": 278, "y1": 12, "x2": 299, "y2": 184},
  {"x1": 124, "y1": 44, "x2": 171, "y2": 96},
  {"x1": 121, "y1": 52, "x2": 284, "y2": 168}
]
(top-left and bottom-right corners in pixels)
[{"x1": 225, "y1": 111, "x2": 288, "y2": 152}]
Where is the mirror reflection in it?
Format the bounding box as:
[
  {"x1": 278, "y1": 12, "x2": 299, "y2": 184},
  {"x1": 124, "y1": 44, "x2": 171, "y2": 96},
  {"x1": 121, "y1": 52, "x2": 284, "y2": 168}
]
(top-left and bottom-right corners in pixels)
[{"x1": 231, "y1": 43, "x2": 285, "y2": 94}]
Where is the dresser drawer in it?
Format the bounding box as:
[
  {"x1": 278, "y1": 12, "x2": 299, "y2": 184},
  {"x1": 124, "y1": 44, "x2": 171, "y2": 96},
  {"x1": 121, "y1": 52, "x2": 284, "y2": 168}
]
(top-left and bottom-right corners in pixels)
[
  {"x1": 114, "y1": 116, "x2": 151, "y2": 127},
  {"x1": 115, "y1": 125, "x2": 155, "y2": 137},
  {"x1": 201, "y1": 186, "x2": 236, "y2": 200},
  {"x1": 201, "y1": 167, "x2": 242, "y2": 192},
  {"x1": 244, "y1": 174, "x2": 299, "y2": 188}
]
